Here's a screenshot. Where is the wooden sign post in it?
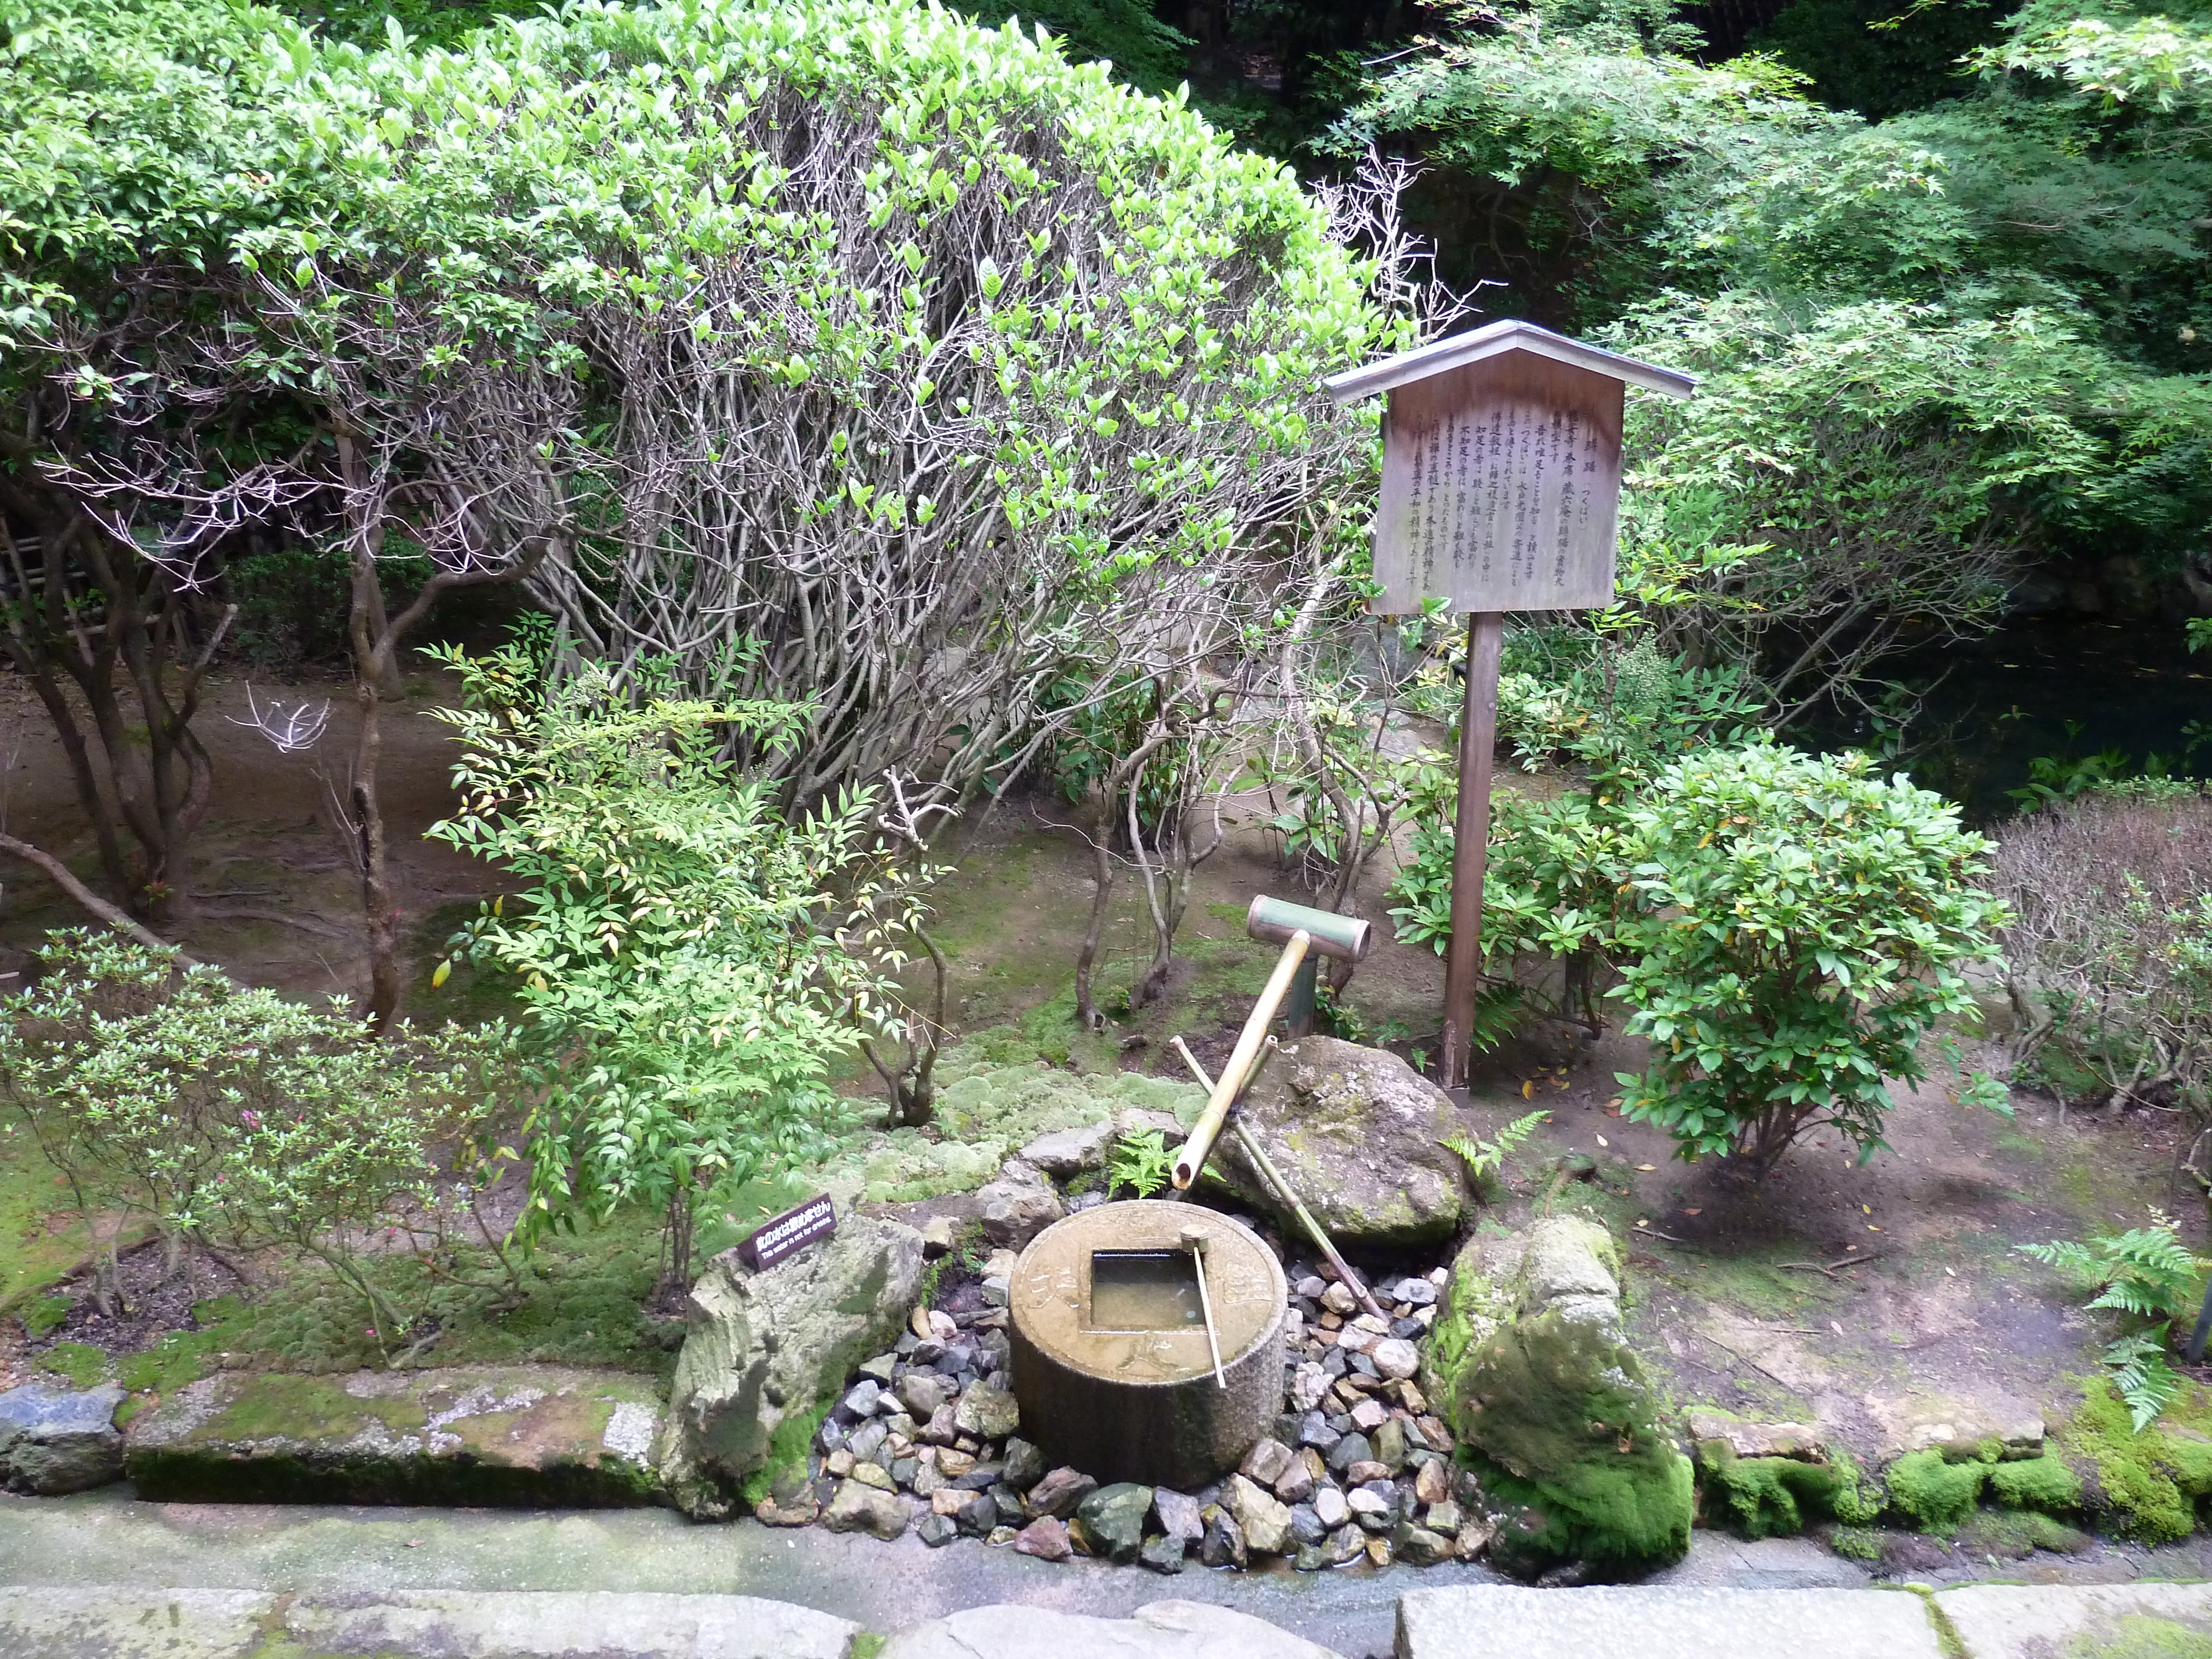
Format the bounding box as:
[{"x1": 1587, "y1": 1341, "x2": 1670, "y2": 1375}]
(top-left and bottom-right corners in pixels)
[{"x1": 1323, "y1": 321, "x2": 1695, "y2": 1088}]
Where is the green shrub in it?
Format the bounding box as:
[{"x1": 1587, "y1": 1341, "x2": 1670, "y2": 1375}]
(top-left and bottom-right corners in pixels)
[
  {"x1": 2022, "y1": 1224, "x2": 2206, "y2": 1428},
  {"x1": 1608, "y1": 744, "x2": 2010, "y2": 1172},
  {"x1": 0, "y1": 930, "x2": 507, "y2": 1348},
  {"x1": 1885, "y1": 1449, "x2": 1990, "y2": 1533}
]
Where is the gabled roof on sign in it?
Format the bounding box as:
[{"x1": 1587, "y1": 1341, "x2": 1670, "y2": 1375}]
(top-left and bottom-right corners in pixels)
[{"x1": 1322, "y1": 317, "x2": 1697, "y2": 404}]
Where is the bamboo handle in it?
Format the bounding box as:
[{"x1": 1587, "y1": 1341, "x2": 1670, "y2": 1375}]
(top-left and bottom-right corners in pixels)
[
  {"x1": 1172, "y1": 930, "x2": 1311, "y2": 1190},
  {"x1": 1171, "y1": 1034, "x2": 1389, "y2": 1323}
]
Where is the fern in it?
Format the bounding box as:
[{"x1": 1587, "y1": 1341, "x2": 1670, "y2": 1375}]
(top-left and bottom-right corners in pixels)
[
  {"x1": 1107, "y1": 1128, "x2": 1174, "y2": 1199},
  {"x1": 2106, "y1": 1327, "x2": 2184, "y2": 1432},
  {"x1": 2023, "y1": 1222, "x2": 2205, "y2": 1429},
  {"x1": 2022, "y1": 1227, "x2": 2199, "y2": 1321},
  {"x1": 1442, "y1": 1109, "x2": 1551, "y2": 1180}
]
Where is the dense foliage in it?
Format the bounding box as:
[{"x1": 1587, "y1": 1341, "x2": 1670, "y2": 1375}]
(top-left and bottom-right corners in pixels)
[
  {"x1": 0, "y1": 932, "x2": 505, "y2": 1348},
  {"x1": 426, "y1": 638, "x2": 923, "y2": 1289}
]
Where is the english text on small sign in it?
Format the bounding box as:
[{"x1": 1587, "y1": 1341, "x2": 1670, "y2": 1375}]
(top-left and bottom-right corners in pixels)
[{"x1": 737, "y1": 1194, "x2": 837, "y2": 1271}]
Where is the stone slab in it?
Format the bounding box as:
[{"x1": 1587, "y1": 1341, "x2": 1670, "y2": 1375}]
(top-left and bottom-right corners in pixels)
[
  {"x1": 283, "y1": 1590, "x2": 858, "y2": 1657},
  {"x1": 1936, "y1": 1582, "x2": 2212, "y2": 1658},
  {"x1": 0, "y1": 1587, "x2": 275, "y2": 1658},
  {"x1": 124, "y1": 1366, "x2": 665, "y2": 1506},
  {"x1": 1394, "y1": 1585, "x2": 1943, "y2": 1659},
  {"x1": 0, "y1": 1587, "x2": 858, "y2": 1658},
  {"x1": 882, "y1": 1599, "x2": 1342, "y2": 1659}
]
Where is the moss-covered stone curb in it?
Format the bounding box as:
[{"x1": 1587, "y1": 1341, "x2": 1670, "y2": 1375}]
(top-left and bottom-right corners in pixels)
[
  {"x1": 1427, "y1": 1217, "x2": 1693, "y2": 1580},
  {"x1": 123, "y1": 1365, "x2": 666, "y2": 1506}
]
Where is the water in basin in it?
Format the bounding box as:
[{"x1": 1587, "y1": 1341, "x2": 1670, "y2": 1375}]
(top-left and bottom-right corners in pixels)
[{"x1": 1087, "y1": 1249, "x2": 1204, "y2": 1331}]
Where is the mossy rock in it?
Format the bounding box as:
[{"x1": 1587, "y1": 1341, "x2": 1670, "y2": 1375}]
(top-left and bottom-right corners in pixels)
[
  {"x1": 1988, "y1": 1452, "x2": 2085, "y2": 1515},
  {"x1": 1886, "y1": 1448, "x2": 1991, "y2": 1533},
  {"x1": 124, "y1": 1366, "x2": 665, "y2": 1506},
  {"x1": 1697, "y1": 1443, "x2": 1850, "y2": 1540},
  {"x1": 2048, "y1": 1380, "x2": 2212, "y2": 1543},
  {"x1": 1458, "y1": 1310, "x2": 1693, "y2": 1578},
  {"x1": 818, "y1": 1062, "x2": 1203, "y2": 1204}
]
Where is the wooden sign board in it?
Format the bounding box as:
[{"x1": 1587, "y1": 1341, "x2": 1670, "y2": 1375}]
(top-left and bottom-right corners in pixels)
[
  {"x1": 1372, "y1": 353, "x2": 1624, "y2": 616},
  {"x1": 736, "y1": 1193, "x2": 836, "y2": 1271}
]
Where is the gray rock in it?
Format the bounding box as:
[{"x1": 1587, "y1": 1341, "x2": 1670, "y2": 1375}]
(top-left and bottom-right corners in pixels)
[
  {"x1": 1017, "y1": 1123, "x2": 1115, "y2": 1177},
  {"x1": 841, "y1": 1379, "x2": 885, "y2": 1420},
  {"x1": 1289, "y1": 1363, "x2": 1329, "y2": 1414},
  {"x1": 1394, "y1": 1523, "x2": 1455, "y2": 1566},
  {"x1": 1239, "y1": 1437, "x2": 1294, "y2": 1486},
  {"x1": 1321, "y1": 1525, "x2": 1365, "y2": 1565},
  {"x1": 1685, "y1": 1413, "x2": 1826, "y2": 1462},
  {"x1": 1371, "y1": 1339, "x2": 1420, "y2": 1381},
  {"x1": 896, "y1": 1373, "x2": 947, "y2": 1420},
  {"x1": 1140, "y1": 1532, "x2": 1190, "y2": 1574},
  {"x1": 660, "y1": 1209, "x2": 922, "y2": 1518},
  {"x1": 1225, "y1": 1473, "x2": 1294, "y2": 1556},
  {"x1": 1274, "y1": 1454, "x2": 1315, "y2": 1505},
  {"x1": 1025, "y1": 1465, "x2": 1097, "y2": 1519},
  {"x1": 1290, "y1": 1503, "x2": 1328, "y2": 1547},
  {"x1": 1397, "y1": 1278, "x2": 1438, "y2": 1307},
  {"x1": 880, "y1": 1601, "x2": 1344, "y2": 1659},
  {"x1": 953, "y1": 1381, "x2": 1020, "y2": 1441},
  {"x1": 858, "y1": 1353, "x2": 898, "y2": 1384},
  {"x1": 1373, "y1": 1418, "x2": 1406, "y2": 1472},
  {"x1": 848, "y1": 1420, "x2": 889, "y2": 1464},
  {"x1": 822, "y1": 1478, "x2": 909, "y2": 1540},
  {"x1": 1075, "y1": 1481, "x2": 1154, "y2": 1564},
  {"x1": 1201, "y1": 1509, "x2": 1248, "y2": 1570},
  {"x1": 1935, "y1": 1583, "x2": 2212, "y2": 1659},
  {"x1": 1313, "y1": 1484, "x2": 1350, "y2": 1529},
  {"x1": 1154, "y1": 1485, "x2": 1207, "y2": 1543},
  {"x1": 918, "y1": 1512, "x2": 958, "y2": 1548},
  {"x1": 1198, "y1": 1037, "x2": 1464, "y2": 1247},
  {"x1": 0, "y1": 1587, "x2": 859, "y2": 1659},
  {"x1": 1326, "y1": 1432, "x2": 1371, "y2": 1473},
  {"x1": 954, "y1": 1490, "x2": 999, "y2": 1536},
  {"x1": 1000, "y1": 1436, "x2": 1045, "y2": 1490},
  {"x1": 977, "y1": 1161, "x2": 1067, "y2": 1249},
  {"x1": 0, "y1": 1383, "x2": 123, "y2": 1495}
]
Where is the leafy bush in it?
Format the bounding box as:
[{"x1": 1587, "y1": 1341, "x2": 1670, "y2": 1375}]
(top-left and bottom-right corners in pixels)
[
  {"x1": 427, "y1": 645, "x2": 923, "y2": 1291},
  {"x1": 2022, "y1": 1222, "x2": 2206, "y2": 1428},
  {"x1": 1994, "y1": 789, "x2": 2212, "y2": 1115},
  {"x1": 1608, "y1": 744, "x2": 2010, "y2": 1171},
  {"x1": 0, "y1": 930, "x2": 503, "y2": 1349}
]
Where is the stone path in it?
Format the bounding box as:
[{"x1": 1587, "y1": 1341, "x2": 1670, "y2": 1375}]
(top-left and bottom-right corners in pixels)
[{"x1": 5, "y1": 1494, "x2": 2211, "y2": 1658}]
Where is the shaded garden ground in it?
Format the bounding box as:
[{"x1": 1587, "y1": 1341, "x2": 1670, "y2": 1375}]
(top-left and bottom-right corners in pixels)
[{"x1": 0, "y1": 667, "x2": 2199, "y2": 1574}]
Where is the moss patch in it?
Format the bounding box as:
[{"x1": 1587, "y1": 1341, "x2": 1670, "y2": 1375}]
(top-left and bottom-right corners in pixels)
[
  {"x1": 740, "y1": 1391, "x2": 832, "y2": 1510},
  {"x1": 1695, "y1": 1440, "x2": 1881, "y2": 1539},
  {"x1": 2063, "y1": 1615, "x2": 2212, "y2": 1659},
  {"x1": 1829, "y1": 1524, "x2": 1884, "y2": 1560},
  {"x1": 35, "y1": 1340, "x2": 112, "y2": 1389},
  {"x1": 2050, "y1": 1379, "x2": 2212, "y2": 1543},
  {"x1": 1886, "y1": 1448, "x2": 1990, "y2": 1533},
  {"x1": 1987, "y1": 1452, "x2": 2084, "y2": 1513}
]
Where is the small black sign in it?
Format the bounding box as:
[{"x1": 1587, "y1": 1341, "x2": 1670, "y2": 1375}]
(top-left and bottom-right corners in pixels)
[{"x1": 737, "y1": 1194, "x2": 837, "y2": 1271}]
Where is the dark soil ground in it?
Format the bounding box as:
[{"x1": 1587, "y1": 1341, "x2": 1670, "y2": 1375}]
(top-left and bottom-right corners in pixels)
[{"x1": 0, "y1": 666, "x2": 2198, "y2": 1550}]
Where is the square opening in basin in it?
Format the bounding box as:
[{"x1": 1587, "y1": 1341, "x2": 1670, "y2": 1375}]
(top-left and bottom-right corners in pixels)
[{"x1": 1087, "y1": 1249, "x2": 1204, "y2": 1332}]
